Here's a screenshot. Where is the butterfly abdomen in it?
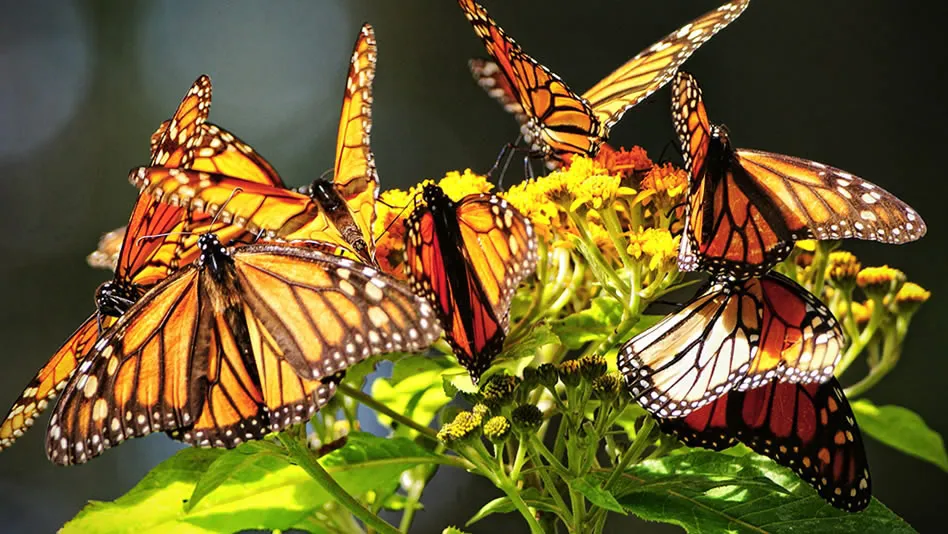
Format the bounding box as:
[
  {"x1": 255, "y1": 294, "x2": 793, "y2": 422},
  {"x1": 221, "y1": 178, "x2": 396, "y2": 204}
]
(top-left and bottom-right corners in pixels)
[{"x1": 309, "y1": 179, "x2": 371, "y2": 263}]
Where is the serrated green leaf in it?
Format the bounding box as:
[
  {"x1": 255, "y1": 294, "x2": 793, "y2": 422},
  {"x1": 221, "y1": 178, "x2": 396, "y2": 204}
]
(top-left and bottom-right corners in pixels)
[
  {"x1": 598, "y1": 450, "x2": 914, "y2": 533},
  {"x1": 343, "y1": 352, "x2": 414, "y2": 390},
  {"x1": 373, "y1": 358, "x2": 454, "y2": 437},
  {"x1": 465, "y1": 488, "x2": 559, "y2": 526},
  {"x1": 568, "y1": 477, "x2": 626, "y2": 514},
  {"x1": 852, "y1": 399, "x2": 948, "y2": 472},
  {"x1": 64, "y1": 433, "x2": 436, "y2": 534},
  {"x1": 552, "y1": 295, "x2": 623, "y2": 348}
]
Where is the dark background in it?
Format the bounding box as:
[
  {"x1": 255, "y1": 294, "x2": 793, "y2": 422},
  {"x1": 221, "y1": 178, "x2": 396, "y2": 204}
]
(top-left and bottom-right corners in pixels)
[{"x1": 1, "y1": 1, "x2": 945, "y2": 532}]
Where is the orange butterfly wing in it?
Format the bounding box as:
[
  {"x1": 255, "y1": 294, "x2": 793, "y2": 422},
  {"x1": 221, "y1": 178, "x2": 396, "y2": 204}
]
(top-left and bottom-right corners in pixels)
[
  {"x1": 47, "y1": 239, "x2": 441, "y2": 464},
  {"x1": 129, "y1": 167, "x2": 352, "y2": 254},
  {"x1": 618, "y1": 272, "x2": 841, "y2": 418},
  {"x1": 150, "y1": 75, "x2": 212, "y2": 168},
  {"x1": 674, "y1": 71, "x2": 926, "y2": 277},
  {"x1": 0, "y1": 317, "x2": 105, "y2": 450},
  {"x1": 406, "y1": 186, "x2": 537, "y2": 380},
  {"x1": 331, "y1": 23, "x2": 379, "y2": 259},
  {"x1": 458, "y1": 0, "x2": 599, "y2": 159},
  {"x1": 658, "y1": 378, "x2": 871, "y2": 511}
]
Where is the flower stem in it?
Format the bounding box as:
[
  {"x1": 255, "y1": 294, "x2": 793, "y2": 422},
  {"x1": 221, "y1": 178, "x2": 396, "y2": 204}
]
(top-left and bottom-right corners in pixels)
[
  {"x1": 462, "y1": 444, "x2": 545, "y2": 534},
  {"x1": 836, "y1": 295, "x2": 885, "y2": 376},
  {"x1": 337, "y1": 382, "x2": 439, "y2": 442},
  {"x1": 278, "y1": 433, "x2": 400, "y2": 534},
  {"x1": 845, "y1": 315, "x2": 906, "y2": 398}
]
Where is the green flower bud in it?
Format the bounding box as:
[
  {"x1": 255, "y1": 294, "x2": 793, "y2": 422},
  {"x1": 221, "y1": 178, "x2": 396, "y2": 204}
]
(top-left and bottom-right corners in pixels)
[
  {"x1": 592, "y1": 372, "x2": 620, "y2": 401},
  {"x1": 481, "y1": 374, "x2": 519, "y2": 407},
  {"x1": 558, "y1": 360, "x2": 582, "y2": 387},
  {"x1": 483, "y1": 415, "x2": 512, "y2": 443},
  {"x1": 511, "y1": 404, "x2": 543, "y2": 434},
  {"x1": 579, "y1": 354, "x2": 608, "y2": 381},
  {"x1": 536, "y1": 363, "x2": 559, "y2": 388}
]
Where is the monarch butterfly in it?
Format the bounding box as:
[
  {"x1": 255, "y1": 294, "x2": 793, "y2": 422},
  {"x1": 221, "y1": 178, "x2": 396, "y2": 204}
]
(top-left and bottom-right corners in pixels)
[
  {"x1": 404, "y1": 184, "x2": 537, "y2": 381},
  {"x1": 127, "y1": 24, "x2": 380, "y2": 266},
  {"x1": 459, "y1": 0, "x2": 749, "y2": 166},
  {"x1": 46, "y1": 233, "x2": 441, "y2": 465},
  {"x1": 1, "y1": 74, "x2": 287, "y2": 452},
  {"x1": 672, "y1": 71, "x2": 927, "y2": 279},
  {"x1": 658, "y1": 377, "x2": 871, "y2": 512},
  {"x1": 88, "y1": 74, "x2": 286, "y2": 271},
  {"x1": 618, "y1": 272, "x2": 841, "y2": 419}
]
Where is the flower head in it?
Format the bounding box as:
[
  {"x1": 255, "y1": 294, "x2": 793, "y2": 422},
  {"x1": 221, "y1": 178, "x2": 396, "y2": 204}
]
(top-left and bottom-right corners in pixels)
[
  {"x1": 592, "y1": 373, "x2": 621, "y2": 401},
  {"x1": 638, "y1": 163, "x2": 688, "y2": 209},
  {"x1": 481, "y1": 374, "x2": 519, "y2": 407},
  {"x1": 438, "y1": 169, "x2": 493, "y2": 200},
  {"x1": 857, "y1": 265, "x2": 906, "y2": 299},
  {"x1": 437, "y1": 410, "x2": 483, "y2": 444},
  {"x1": 483, "y1": 415, "x2": 512, "y2": 444},
  {"x1": 850, "y1": 300, "x2": 874, "y2": 326},
  {"x1": 510, "y1": 404, "x2": 543, "y2": 433},
  {"x1": 578, "y1": 354, "x2": 608, "y2": 381},
  {"x1": 826, "y1": 251, "x2": 861, "y2": 289},
  {"x1": 626, "y1": 228, "x2": 680, "y2": 272},
  {"x1": 536, "y1": 363, "x2": 559, "y2": 389},
  {"x1": 893, "y1": 282, "x2": 930, "y2": 315},
  {"x1": 558, "y1": 359, "x2": 582, "y2": 387},
  {"x1": 596, "y1": 145, "x2": 653, "y2": 179}
]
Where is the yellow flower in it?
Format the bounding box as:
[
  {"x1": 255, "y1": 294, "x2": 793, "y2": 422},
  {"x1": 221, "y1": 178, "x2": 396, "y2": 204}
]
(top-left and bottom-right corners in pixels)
[
  {"x1": 893, "y1": 282, "x2": 930, "y2": 315},
  {"x1": 850, "y1": 300, "x2": 873, "y2": 326},
  {"x1": 586, "y1": 222, "x2": 615, "y2": 258},
  {"x1": 554, "y1": 156, "x2": 634, "y2": 212},
  {"x1": 438, "y1": 169, "x2": 493, "y2": 200},
  {"x1": 595, "y1": 145, "x2": 653, "y2": 179},
  {"x1": 626, "y1": 228, "x2": 680, "y2": 272},
  {"x1": 826, "y1": 251, "x2": 861, "y2": 288},
  {"x1": 795, "y1": 240, "x2": 818, "y2": 253},
  {"x1": 638, "y1": 163, "x2": 687, "y2": 203},
  {"x1": 857, "y1": 265, "x2": 906, "y2": 298},
  {"x1": 502, "y1": 179, "x2": 564, "y2": 241}
]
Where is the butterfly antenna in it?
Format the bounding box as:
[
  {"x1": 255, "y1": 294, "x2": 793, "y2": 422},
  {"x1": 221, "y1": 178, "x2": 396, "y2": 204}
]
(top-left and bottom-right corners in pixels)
[
  {"x1": 208, "y1": 186, "x2": 245, "y2": 227},
  {"x1": 375, "y1": 196, "x2": 418, "y2": 245}
]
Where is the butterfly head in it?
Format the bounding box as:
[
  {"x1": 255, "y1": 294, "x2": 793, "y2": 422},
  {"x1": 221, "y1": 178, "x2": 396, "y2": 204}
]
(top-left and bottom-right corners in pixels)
[
  {"x1": 309, "y1": 178, "x2": 345, "y2": 212},
  {"x1": 711, "y1": 124, "x2": 732, "y2": 149},
  {"x1": 197, "y1": 233, "x2": 232, "y2": 275},
  {"x1": 421, "y1": 183, "x2": 451, "y2": 212},
  {"x1": 94, "y1": 280, "x2": 141, "y2": 318}
]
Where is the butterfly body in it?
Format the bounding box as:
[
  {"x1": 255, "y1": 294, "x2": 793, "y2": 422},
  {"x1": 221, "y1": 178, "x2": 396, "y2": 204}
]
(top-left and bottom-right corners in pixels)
[{"x1": 309, "y1": 178, "x2": 374, "y2": 265}]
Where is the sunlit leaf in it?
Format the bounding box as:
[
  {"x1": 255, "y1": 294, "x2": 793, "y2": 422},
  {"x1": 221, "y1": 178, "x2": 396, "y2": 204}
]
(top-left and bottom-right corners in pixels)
[
  {"x1": 852, "y1": 399, "x2": 948, "y2": 472},
  {"x1": 63, "y1": 433, "x2": 436, "y2": 534},
  {"x1": 568, "y1": 477, "x2": 626, "y2": 514},
  {"x1": 599, "y1": 450, "x2": 914, "y2": 533}
]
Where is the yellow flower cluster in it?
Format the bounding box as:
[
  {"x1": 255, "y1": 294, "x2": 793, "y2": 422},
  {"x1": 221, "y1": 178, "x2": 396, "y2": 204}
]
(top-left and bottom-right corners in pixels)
[{"x1": 626, "y1": 228, "x2": 679, "y2": 273}]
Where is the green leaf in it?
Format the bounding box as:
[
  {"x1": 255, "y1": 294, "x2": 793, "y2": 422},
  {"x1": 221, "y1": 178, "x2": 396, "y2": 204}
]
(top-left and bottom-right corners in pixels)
[
  {"x1": 852, "y1": 399, "x2": 948, "y2": 472},
  {"x1": 465, "y1": 488, "x2": 559, "y2": 526},
  {"x1": 568, "y1": 477, "x2": 626, "y2": 514},
  {"x1": 64, "y1": 433, "x2": 437, "y2": 534},
  {"x1": 598, "y1": 450, "x2": 914, "y2": 533},
  {"x1": 62, "y1": 448, "x2": 225, "y2": 534},
  {"x1": 552, "y1": 295, "x2": 623, "y2": 349},
  {"x1": 373, "y1": 355, "x2": 456, "y2": 437}
]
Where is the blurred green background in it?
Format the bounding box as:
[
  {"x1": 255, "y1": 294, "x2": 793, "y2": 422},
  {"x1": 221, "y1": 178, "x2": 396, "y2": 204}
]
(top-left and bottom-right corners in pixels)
[{"x1": 0, "y1": 1, "x2": 944, "y2": 532}]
